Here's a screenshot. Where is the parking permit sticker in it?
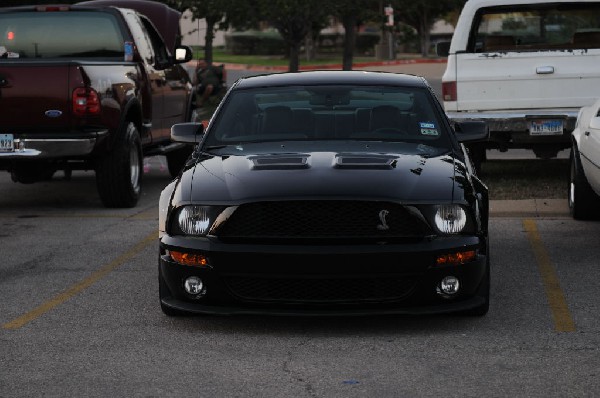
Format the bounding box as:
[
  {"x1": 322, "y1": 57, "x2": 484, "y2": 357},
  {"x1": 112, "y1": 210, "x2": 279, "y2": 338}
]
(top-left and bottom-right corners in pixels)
[
  {"x1": 420, "y1": 122, "x2": 439, "y2": 136},
  {"x1": 124, "y1": 42, "x2": 134, "y2": 61}
]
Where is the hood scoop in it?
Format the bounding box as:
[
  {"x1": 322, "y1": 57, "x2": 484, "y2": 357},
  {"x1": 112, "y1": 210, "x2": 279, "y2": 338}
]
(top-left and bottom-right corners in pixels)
[
  {"x1": 250, "y1": 154, "x2": 310, "y2": 170},
  {"x1": 335, "y1": 154, "x2": 397, "y2": 169}
]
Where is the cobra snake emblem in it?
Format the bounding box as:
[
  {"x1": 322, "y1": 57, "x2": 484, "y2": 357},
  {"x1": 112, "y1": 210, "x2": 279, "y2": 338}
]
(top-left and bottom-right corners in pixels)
[{"x1": 377, "y1": 209, "x2": 390, "y2": 231}]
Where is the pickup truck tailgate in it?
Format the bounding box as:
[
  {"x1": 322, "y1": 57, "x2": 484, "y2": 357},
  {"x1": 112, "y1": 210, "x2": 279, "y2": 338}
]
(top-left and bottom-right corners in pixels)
[
  {"x1": 0, "y1": 63, "x2": 71, "y2": 131},
  {"x1": 455, "y1": 50, "x2": 600, "y2": 111}
]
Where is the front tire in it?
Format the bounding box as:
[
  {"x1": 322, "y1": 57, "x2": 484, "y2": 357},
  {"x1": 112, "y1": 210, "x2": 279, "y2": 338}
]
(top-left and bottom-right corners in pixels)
[
  {"x1": 569, "y1": 146, "x2": 600, "y2": 220},
  {"x1": 96, "y1": 122, "x2": 143, "y2": 208}
]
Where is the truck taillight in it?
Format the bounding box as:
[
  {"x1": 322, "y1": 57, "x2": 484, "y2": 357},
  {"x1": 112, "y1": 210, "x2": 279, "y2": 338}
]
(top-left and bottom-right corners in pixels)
[
  {"x1": 442, "y1": 81, "x2": 457, "y2": 102},
  {"x1": 72, "y1": 87, "x2": 100, "y2": 116}
]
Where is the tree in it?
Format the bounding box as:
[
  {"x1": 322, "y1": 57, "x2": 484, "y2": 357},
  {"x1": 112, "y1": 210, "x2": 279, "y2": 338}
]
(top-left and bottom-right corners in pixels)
[
  {"x1": 164, "y1": 0, "x2": 229, "y2": 65},
  {"x1": 390, "y1": 0, "x2": 466, "y2": 57},
  {"x1": 255, "y1": 0, "x2": 324, "y2": 72},
  {"x1": 331, "y1": 0, "x2": 377, "y2": 70}
]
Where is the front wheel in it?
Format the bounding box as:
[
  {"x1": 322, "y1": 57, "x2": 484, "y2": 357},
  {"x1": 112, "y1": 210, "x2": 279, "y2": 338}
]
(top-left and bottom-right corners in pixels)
[
  {"x1": 569, "y1": 147, "x2": 600, "y2": 220},
  {"x1": 96, "y1": 122, "x2": 143, "y2": 208}
]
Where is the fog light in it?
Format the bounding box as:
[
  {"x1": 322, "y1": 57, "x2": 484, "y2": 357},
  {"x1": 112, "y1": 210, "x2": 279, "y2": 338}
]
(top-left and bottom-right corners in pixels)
[
  {"x1": 184, "y1": 276, "x2": 206, "y2": 297},
  {"x1": 437, "y1": 276, "x2": 460, "y2": 297}
]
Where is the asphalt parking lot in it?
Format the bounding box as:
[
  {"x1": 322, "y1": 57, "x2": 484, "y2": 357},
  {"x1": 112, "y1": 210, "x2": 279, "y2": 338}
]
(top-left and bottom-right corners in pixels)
[
  {"x1": 1, "y1": 157, "x2": 599, "y2": 397},
  {"x1": 2, "y1": 60, "x2": 596, "y2": 398}
]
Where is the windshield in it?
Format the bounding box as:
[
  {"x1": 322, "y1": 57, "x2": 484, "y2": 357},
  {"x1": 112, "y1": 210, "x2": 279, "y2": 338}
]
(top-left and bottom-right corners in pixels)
[
  {"x1": 205, "y1": 84, "x2": 451, "y2": 148},
  {"x1": 0, "y1": 11, "x2": 124, "y2": 59}
]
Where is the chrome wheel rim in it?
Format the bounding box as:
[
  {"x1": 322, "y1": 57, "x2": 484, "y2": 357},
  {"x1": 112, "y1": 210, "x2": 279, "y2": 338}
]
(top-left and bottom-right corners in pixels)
[{"x1": 130, "y1": 146, "x2": 140, "y2": 194}]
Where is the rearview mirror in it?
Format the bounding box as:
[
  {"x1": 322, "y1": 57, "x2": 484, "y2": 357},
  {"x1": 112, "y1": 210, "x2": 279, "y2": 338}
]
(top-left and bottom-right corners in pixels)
[
  {"x1": 171, "y1": 122, "x2": 204, "y2": 144},
  {"x1": 174, "y1": 45, "x2": 193, "y2": 63}
]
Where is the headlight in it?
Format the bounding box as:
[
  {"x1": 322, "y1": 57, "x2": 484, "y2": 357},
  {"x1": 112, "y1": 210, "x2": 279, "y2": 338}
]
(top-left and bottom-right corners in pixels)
[
  {"x1": 434, "y1": 204, "x2": 467, "y2": 234},
  {"x1": 176, "y1": 205, "x2": 218, "y2": 236}
]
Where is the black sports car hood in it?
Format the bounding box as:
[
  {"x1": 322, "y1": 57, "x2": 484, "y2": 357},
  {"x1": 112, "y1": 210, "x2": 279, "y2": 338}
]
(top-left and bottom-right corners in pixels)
[{"x1": 178, "y1": 142, "x2": 466, "y2": 205}]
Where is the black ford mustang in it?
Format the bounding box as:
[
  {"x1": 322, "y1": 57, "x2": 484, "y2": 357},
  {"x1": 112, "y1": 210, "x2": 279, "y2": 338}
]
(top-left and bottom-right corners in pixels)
[{"x1": 158, "y1": 71, "x2": 490, "y2": 317}]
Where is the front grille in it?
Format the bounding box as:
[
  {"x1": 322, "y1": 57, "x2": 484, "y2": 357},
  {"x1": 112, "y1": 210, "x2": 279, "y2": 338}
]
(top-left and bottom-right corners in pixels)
[
  {"x1": 214, "y1": 201, "x2": 431, "y2": 242},
  {"x1": 224, "y1": 275, "x2": 418, "y2": 304}
]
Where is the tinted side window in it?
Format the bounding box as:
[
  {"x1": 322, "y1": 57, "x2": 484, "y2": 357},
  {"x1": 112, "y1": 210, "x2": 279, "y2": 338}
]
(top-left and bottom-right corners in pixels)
[{"x1": 139, "y1": 16, "x2": 170, "y2": 68}]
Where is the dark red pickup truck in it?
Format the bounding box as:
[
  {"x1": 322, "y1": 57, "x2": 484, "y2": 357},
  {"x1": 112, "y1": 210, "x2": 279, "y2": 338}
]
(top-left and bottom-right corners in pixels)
[{"x1": 0, "y1": 1, "x2": 195, "y2": 207}]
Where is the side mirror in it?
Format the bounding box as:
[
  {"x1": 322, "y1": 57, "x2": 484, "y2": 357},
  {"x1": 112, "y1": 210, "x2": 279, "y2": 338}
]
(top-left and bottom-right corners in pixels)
[
  {"x1": 589, "y1": 116, "x2": 600, "y2": 130},
  {"x1": 174, "y1": 45, "x2": 193, "y2": 63},
  {"x1": 171, "y1": 122, "x2": 204, "y2": 144},
  {"x1": 454, "y1": 121, "x2": 489, "y2": 143},
  {"x1": 436, "y1": 41, "x2": 451, "y2": 57}
]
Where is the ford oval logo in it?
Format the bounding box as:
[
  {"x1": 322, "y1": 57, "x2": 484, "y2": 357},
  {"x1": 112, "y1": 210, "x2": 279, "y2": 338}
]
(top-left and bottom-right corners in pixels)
[{"x1": 45, "y1": 110, "x2": 63, "y2": 118}]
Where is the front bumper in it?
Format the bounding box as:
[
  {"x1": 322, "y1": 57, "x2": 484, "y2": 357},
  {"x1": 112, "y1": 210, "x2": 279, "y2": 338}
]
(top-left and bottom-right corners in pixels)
[{"x1": 158, "y1": 234, "x2": 488, "y2": 316}]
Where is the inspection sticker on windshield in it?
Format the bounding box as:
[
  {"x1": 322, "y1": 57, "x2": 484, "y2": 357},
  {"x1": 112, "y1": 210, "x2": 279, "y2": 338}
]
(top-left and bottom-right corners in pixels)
[
  {"x1": 420, "y1": 122, "x2": 439, "y2": 136},
  {"x1": 529, "y1": 119, "x2": 563, "y2": 136},
  {"x1": 0, "y1": 134, "x2": 14, "y2": 152}
]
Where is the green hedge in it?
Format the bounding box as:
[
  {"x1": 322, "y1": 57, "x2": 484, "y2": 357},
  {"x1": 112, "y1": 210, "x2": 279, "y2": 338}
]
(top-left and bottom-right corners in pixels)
[
  {"x1": 225, "y1": 31, "x2": 382, "y2": 56},
  {"x1": 225, "y1": 31, "x2": 286, "y2": 55}
]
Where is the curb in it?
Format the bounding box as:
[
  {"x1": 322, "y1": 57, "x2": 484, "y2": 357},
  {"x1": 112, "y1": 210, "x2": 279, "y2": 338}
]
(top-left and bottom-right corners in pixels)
[
  {"x1": 207, "y1": 57, "x2": 447, "y2": 72},
  {"x1": 489, "y1": 199, "x2": 569, "y2": 218}
]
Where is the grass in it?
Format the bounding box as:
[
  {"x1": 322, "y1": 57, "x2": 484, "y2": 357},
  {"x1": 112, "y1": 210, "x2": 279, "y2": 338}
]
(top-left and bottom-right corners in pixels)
[
  {"x1": 192, "y1": 47, "x2": 391, "y2": 67},
  {"x1": 480, "y1": 158, "x2": 569, "y2": 200}
]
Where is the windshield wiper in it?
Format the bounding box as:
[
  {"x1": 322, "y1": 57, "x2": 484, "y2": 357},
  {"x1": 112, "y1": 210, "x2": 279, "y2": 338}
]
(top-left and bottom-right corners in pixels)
[{"x1": 203, "y1": 145, "x2": 228, "y2": 151}]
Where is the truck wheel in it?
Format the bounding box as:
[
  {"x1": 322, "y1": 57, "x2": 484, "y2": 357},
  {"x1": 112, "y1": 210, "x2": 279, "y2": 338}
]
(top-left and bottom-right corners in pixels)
[
  {"x1": 96, "y1": 122, "x2": 143, "y2": 208},
  {"x1": 533, "y1": 147, "x2": 559, "y2": 159},
  {"x1": 166, "y1": 147, "x2": 193, "y2": 178},
  {"x1": 569, "y1": 147, "x2": 600, "y2": 220}
]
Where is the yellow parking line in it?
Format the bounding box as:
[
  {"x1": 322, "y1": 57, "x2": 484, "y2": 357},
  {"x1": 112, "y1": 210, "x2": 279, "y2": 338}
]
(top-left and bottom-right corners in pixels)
[
  {"x1": 523, "y1": 219, "x2": 575, "y2": 332},
  {"x1": 2, "y1": 230, "x2": 158, "y2": 330}
]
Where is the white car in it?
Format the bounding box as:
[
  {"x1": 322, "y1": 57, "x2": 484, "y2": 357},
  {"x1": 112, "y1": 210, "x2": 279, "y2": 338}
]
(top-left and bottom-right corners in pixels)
[{"x1": 569, "y1": 98, "x2": 600, "y2": 219}]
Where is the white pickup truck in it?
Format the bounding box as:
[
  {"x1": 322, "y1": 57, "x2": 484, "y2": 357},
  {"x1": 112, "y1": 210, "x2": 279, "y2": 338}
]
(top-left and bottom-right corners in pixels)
[{"x1": 439, "y1": 0, "x2": 600, "y2": 167}]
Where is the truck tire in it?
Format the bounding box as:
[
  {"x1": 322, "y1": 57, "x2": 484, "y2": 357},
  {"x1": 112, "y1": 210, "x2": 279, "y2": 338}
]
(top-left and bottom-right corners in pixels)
[
  {"x1": 96, "y1": 122, "x2": 143, "y2": 208},
  {"x1": 569, "y1": 147, "x2": 600, "y2": 220},
  {"x1": 166, "y1": 146, "x2": 193, "y2": 178}
]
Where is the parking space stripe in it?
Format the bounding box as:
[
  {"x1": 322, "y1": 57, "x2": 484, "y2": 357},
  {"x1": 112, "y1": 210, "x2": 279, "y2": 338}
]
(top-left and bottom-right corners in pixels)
[
  {"x1": 523, "y1": 219, "x2": 576, "y2": 332},
  {"x1": 2, "y1": 230, "x2": 158, "y2": 330}
]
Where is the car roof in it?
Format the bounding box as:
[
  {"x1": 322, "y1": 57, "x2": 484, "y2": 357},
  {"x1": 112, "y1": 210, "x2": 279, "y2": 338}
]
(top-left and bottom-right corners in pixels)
[
  {"x1": 462, "y1": 0, "x2": 598, "y2": 6},
  {"x1": 233, "y1": 70, "x2": 428, "y2": 89}
]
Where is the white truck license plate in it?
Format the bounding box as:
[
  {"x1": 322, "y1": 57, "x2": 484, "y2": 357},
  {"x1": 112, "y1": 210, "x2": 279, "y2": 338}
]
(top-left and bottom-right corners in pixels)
[
  {"x1": 529, "y1": 120, "x2": 563, "y2": 136},
  {"x1": 0, "y1": 134, "x2": 14, "y2": 152}
]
